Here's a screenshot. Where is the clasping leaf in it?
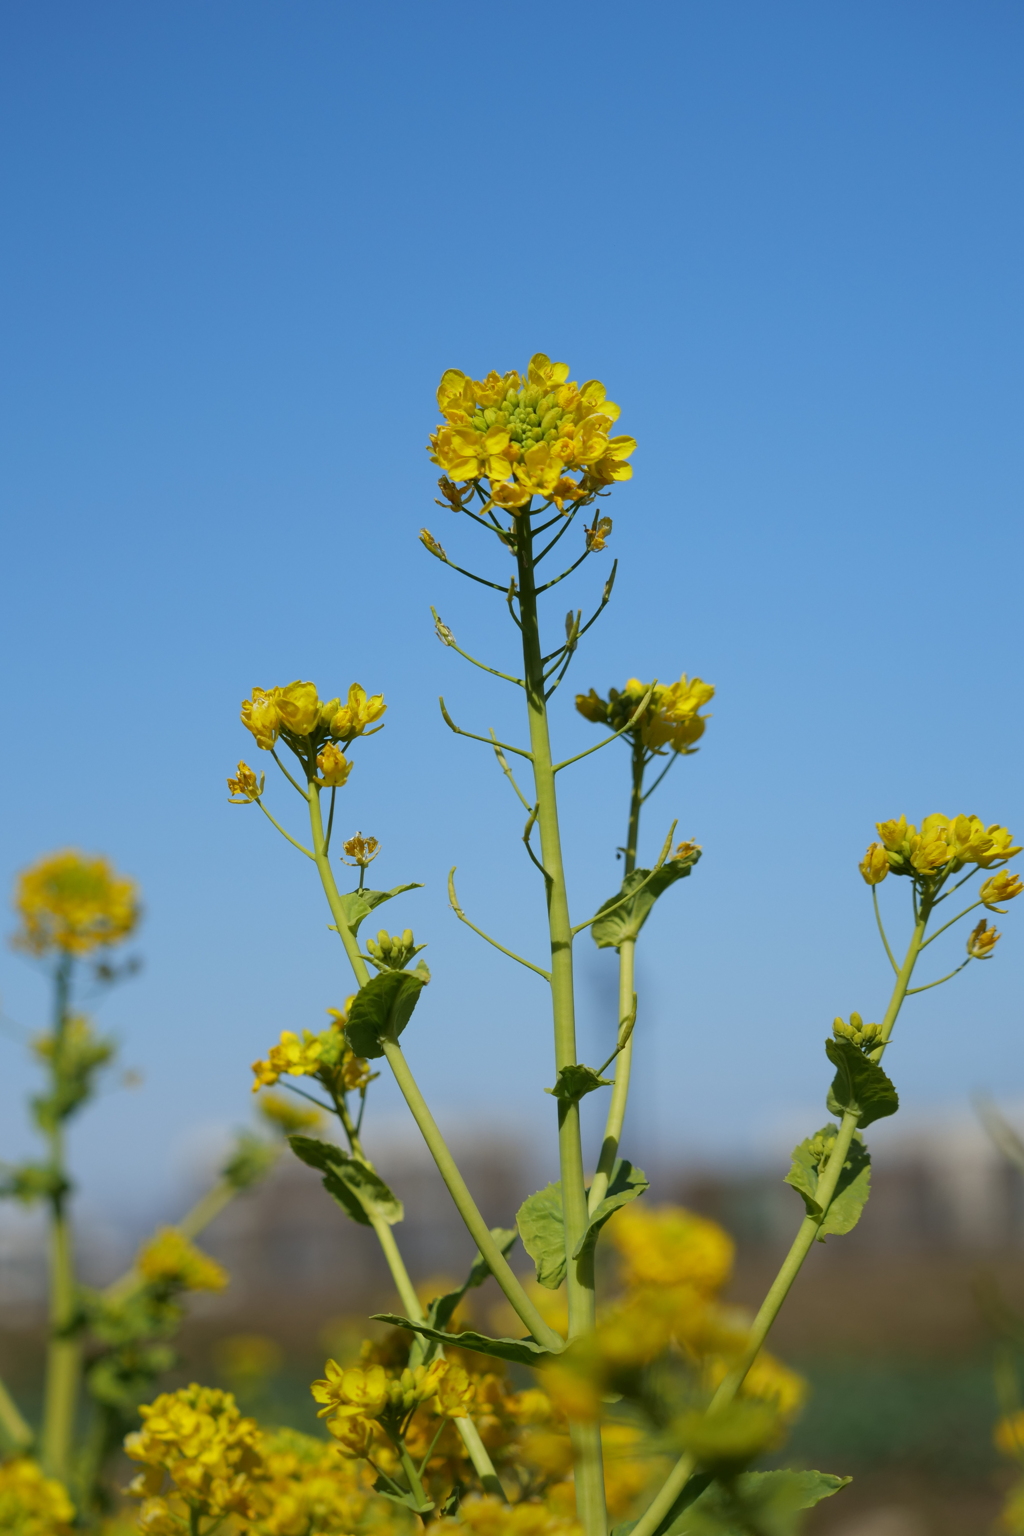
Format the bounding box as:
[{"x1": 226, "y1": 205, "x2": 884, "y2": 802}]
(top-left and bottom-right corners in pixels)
[
  {"x1": 288, "y1": 1136, "x2": 403, "y2": 1227},
  {"x1": 337, "y1": 883, "x2": 423, "y2": 936},
  {"x1": 344, "y1": 964, "x2": 430, "y2": 1060},
  {"x1": 591, "y1": 852, "x2": 700, "y2": 951},
  {"x1": 784, "y1": 1126, "x2": 871, "y2": 1241},
  {"x1": 825, "y1": 1037, "x2": 898, "y2": 1127}
]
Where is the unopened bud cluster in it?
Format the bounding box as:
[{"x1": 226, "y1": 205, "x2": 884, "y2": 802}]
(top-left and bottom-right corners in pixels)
[
  {"x1": 365, "y1": 929, "x2": 423, "y2": 973},
  {"x1": 832, "y1": 1013, "x2": 882, "y2": 1053}
]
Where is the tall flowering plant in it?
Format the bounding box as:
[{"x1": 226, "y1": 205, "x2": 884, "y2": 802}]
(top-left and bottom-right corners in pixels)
[{"x1": 206, "y1": 353, "x2": 1022, "y2": 1536}]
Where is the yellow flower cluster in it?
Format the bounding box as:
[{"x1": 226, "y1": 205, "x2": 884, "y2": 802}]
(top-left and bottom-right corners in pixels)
[
  {"x1": 256, "y1": 1092, "x2": 323, "y2": 1135},
  {"x1": 312, "y1": 1357, "x2": 474, "y2": 1448},
  {"x1": 125, "y1": 1386, "x2": 263, "y2": 1526},
  {"x1": 125, "y1": 1392, "x2": 392, "y2": 1536},
  {"x1": 434, "y1": 1495, "x2": 582, "y2": 1536},
  {"x1": 240, "y1": 681, "x2": 385, "y2": 755},
  {"x1": 0, "y1": 1457, "x2": 74, "y2": 1536},
  {"x1": 429, "y1": 355, "x2": 636, "y2": 512},
  {"x1": 12, "y1": 850, "x2": 139, "y2": 957},
  {"x1": 576, "y1": 675, "x2": 715, "y2": 756},
  {"x1": 136, "y1": 1229, "x2": 228, "y2": 1293},
  {"x1": 860, "y1": 814, "x2": 1020, "y2": 886},
  {"x1": 251, "y1": 1008, "x2": 370, "y2": 1095}
]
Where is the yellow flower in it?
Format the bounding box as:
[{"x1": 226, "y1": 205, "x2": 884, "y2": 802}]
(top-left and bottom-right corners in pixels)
[
  {"x1": 429, "y1": 355, "x2": 635, "y2": 511},
  {"x1": 968, "y1": 918, "x2": 1000, "y2": 959},
  {"x1": 316, "y1": 743, "x2": 353, "y2": 787},
  {"x1": 125, "y1": 1386, "x2": 263, "y2": 1522},
  {"x1": 981, "y1": 871, "x2": 1023, "y2": 909},
  {"x1": 436, "y1": 1494, "x2": 582, "y2": 1536},
  {"x1": 342, "y1": 832, "x2": 380, "y2": 868},
  {"x1": 859, "y1": 843, "x2": 889, "y2": 885},
  {"x1": 241, "y1": 687, "x2": 283, "y2": 750},
  {"x1": 274, "y1": 681, "x2": 322, "y2": 737},
  {"x1": 256, "y1": 1091, "x2": 323, "y2": 1135},
  {"x1": 12, "y1": 850, "x2": 139, "y2": 957},
  {"x1": 432, "y1": 1365, "x2": 476, "y2": 1419},
  {"x1": 574, "y1": 689, "x2": 609, "y2": 725},
  {"x1": 251, "y1": 1030, "x2": 325, "y2": 1090},
  {"x1": 329, "y1": 684, "x2": 387, "y2": 743},
  {"x1": 574, "y1": 676, "x2": 714, "y2": 755},
  {"x1": 324, "y1": 1412, "x2": 376, "y2": 1457},
  {"x1": 705, "y1": 1351, "x2": 807, "y2": 1421},
  {"x1": 609, "y1": 1205, "x2": 734, "y2": 1294},
  {"x1": 0, "y1": 1457, "x2": 75, "y2": 1535},
  {"x1": 227, "y1": 762, "x2": 263, "y2": 803},
  {"x1": 585, "y1": 517, "x2": 613, "y2": 552},
  {"x1": 136, "y1": 1229, "x2": 228, "y2": 1293},
  {"x1": 997, "y1": 1410, "x2": 1024, "y2": 1460},
  {"x1": 874, "y1": 814, "x2": 1020, "y2": 880},
  {"x1": 976, "y1": 823, "x2": 1022, "y2": 868}
]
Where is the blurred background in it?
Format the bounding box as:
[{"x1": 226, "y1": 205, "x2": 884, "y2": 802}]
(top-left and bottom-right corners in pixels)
[{"x1": 1, "y1": 2, "x2": 1023, "y2": 1531}]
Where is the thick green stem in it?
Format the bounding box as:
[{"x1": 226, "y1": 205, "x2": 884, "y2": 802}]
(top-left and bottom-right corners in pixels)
[
  {"x1": 516, "y1": 519, "x2": 607, "y2": 1536},
  {"x1": 40, "y1": 957, "x2": 80, "y2": 1484},
  {"x1": 629, "y1": 911, "x2": 929, "y2": 1536}
]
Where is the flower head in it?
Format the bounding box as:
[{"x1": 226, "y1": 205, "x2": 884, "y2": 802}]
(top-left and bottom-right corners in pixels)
[
  {"x1": 430, "y1": 355, "x2": 636, "y2": 514},
  {"x1": 125, "y1": 1385, "x2": 263, "y2": 1522},
  {"x1": 0, "y1": 1457, "x2": 74, "y2": 1536},
  {"x1": 609, "y1": 1205, "x2": 734, "y2": 1295},
  {"x1": 981, "y1": 871, "x2": 1023, "y2": 910},
  {"x1": 256, "y1": 1091, "x2": 323, "y2": 1135},
  {"x1": 275, "y1": 681, "x2": 321, "y2": 737},
  {"x1": 871, "y1": 814, "x2": 1020, "y2": 883},
  {"x1": 342, "y1": 833, "x2": 380, "y2": 868},
  {"x1": 12, "y1": 850, "x2": 139, "y2": 957},
  {"x1": 330, "y1": 684, "x2": 387, "y2": 743},
  {"x1": 137, "y1": 1229, "x2": 228, "y2": 1293},
  {"x1": 968, "y1": 918, "x2": 1000, "y2": 959},
  {"x1": 227, "y1": 762, "x2": 264, "y2": 803},
  {"x1": 241, "y1": 687, "x2": 283, "y2": 750},
  {"x1": 859, "y1": 843, "x2": 889, "y2": 886},
  {"x1": 575, "y1": 675, "x2": 714, "y2": 756},
  {"x1": 317, "y1": 743, "x2": 353, "y2": 788}
]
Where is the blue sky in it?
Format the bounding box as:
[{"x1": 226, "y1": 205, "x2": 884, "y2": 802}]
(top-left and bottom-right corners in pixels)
[{"x1": 1, "y1": 0, "x2": 1021, "y2": 1217}]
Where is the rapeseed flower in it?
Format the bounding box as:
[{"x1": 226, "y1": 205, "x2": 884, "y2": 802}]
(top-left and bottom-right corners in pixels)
[
  {"x1": 240, "y1": 682, "x2": 386, "y2": 755},
  {"x1": 12, "y1": 850, "x2": 139, "y2": 957},
  {"x1": 0, "y1": 1457, "x2": 74, "y2": 1536},
  {"x1": 429, "y1": 355, "x2": 636, "y2": 513},
  {"x1": 866, "y1": 814, "x2": 1020, "y2": 885},
  {"x1": 227, "y1": 762, "x2": 264, "y2": 803},
  {"x1": 316, "y1": 743, "x2": 353, "y2": 787},
  {"x1": 982, "y1": 871, "x2": 1024, "y2": 909},
  {"x1": 136, "y1": 1229, "x2": 228, "y2": 1293},
  {"x1": 342, "y1": 832, "x2": 380, "y2": 868},
  {"x1": 968, "y1": 918, "x2": 1000, "y2": 959},
  {"x1": 125, "y1": 1385, "x2": 263, "y2": 1522},
  {"x1": 609, "y1": 1205, "x2": 734, "y2": 1294},
  {"x1": 575, "y1": 676, "x2": 715, "y2": 756}
]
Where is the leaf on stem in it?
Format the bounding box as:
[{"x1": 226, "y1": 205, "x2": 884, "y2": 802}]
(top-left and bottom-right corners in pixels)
[
  {"x1": 410, "y1": 1228, "x2": 518, "y2": 1367},
  {"x1": 825, "y1": 1038, "x2": 899, "y2": 1128},
  {"x1": 518, "y1": 1160, "x2": 649, "y2": 1286},
  {"x1": 785, "y1": 1127, "x2": 871, "y2": 1240},
  {"x1": 545, "y1": 1064, "x2": 613, "y2": 1103},
  {"x1": 371, "y1": 1314, "x2": 562, "y2": 1367},
  {"x1": 591, "y1": 853, "x2": 701, "y2": 950},
  {"x1": 337, "y1": 884, "x2": 423, "y2": 936},
  {"x1": 288, "y1": 1136, "x2": 403, "y2": 1226},
  {"x1": 668, "y1": 1468, "x2": 851, "y2": 1535},
  {"x1": 344, "y1": 966, "x2": 430, "y2": 1060}
]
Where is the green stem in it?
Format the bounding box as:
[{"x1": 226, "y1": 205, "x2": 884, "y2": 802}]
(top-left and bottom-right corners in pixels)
[
  {"x1": 0, "y1": 1373, "x2": 32, "y2": 1452},
  {"x1": 590, "y1": 739, "x2": 644, "y2": 1216},
  {"x1": 103, "y1": 1176, "x2": 244, "y2": 1308},
  {"x1": 515, "y1": 517, "x2": 607, "y2": 1536},
  {"x1": 629, "y1": 912, "x2": 929, "y2": 1536},
  {"x1": 40, "y1": 956, "x2": 80, "y2": 1485}
]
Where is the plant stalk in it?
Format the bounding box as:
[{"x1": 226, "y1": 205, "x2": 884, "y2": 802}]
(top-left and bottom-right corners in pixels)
[
  {"x1": 40, "y1": 956, "x2": 81, "y2": 1484},
  {"x1": 515, "y1": 516, "x2": 607, "y2": 1536}
]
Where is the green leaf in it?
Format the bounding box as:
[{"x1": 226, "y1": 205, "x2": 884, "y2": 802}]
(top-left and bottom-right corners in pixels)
[
  {"x1": 784, "y1": 1127, "x2": 871, "y2": 1241},
  {"x1": 410, "y1": 1229, "x2": 519, "y2": 1367},
  {"x1": 825, "y1": 1037, "x2": 899, "y2": 1128},
  {"x1": 371, "y1": 1314, "x2": 562, "y2": 1367},
  {"x1": 288, "y1": 1136, "x2": 403, "y2": 1226},
  {"x1": 344, "y1": 966, "x2": 430, "y2": 1060},
  {"x1": 573, "y1": 1159, "x2": 649, "y2": 1260},
  {"x1": 337, "y1": 883, "x2": 423, "y2": 936},
  {"x1": 675, "y1": 1468, "x2": 851, "y2": 1536},
  {"x1": 545, "y1": 1064, "x2": 613, "y2": 1103},
  {"x1": 517, "y1": 1182, "x2": 567, "y2": 1289},
  {"x1": 591, "y1": 852, "x2": 701, "y2": 951}
]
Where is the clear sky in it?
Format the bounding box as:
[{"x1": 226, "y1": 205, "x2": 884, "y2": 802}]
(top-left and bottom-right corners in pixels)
[{"x1": 1, "y1": 1, "x2": 1021, "y2": 1217}]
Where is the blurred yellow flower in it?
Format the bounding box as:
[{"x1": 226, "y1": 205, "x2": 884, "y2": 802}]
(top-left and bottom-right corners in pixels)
[
  {"x1": 432, "y1": 1364, "x2": 476, "y2": 1419},
  {"x1": 430, "y1": 354, "x2": 635, "y2": 512},
  {"x1": 12, "y1": 850, "x2": 139, "y2": 957},
  {"x1": 136, "y1": 1229, "x2": 228, "y2": 1293},
  {"x1": 227, "y1": 762, "x2": 264, "y2": 803},
  {"x1": 256, "y1": 1091, "x2": 322, "y2": 1135},
  {"x1": 0, "y1": 1457, "x2": 74, "y2": 1535},
  {"x1": 610, "y1": 1205, "x2": 734, "y2": 1294},
  {"x1": 316, "y1": 743, "x2": 353, "y2": 787},
  {"x1": 997, "y1": 1410, "x2": 1024, "y2": 1460},
  {"x1": 705, "y1": 1350, "x2": 807, "y2": 1421},
  {"x1": 968, "y1": 918, "x2": 1000, "y2": 959}
]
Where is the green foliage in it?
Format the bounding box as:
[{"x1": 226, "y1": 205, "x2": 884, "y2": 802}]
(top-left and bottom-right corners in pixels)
[
  {"x1": 517, "y1": 1181, "x2": 569, "y2": 1289},
  {"x1": 546, "y1": 1064, "x2": 614, "y2": 1103},
  {"x1": 591, "y1": 852, "x2": 701, "y2": 950},
  {"x1": 337, "y1": 883, "x2": 423, "y2": 935},
  {"x1": 31, "y1": 1018, "x2": 115, "y2": 1131},
  {"x1": 825, "y1": 1038, "x2": 899, "y2": 1127},
  {"x1": 372, "y1": 1314, "x2": 562, "y2": 1367},
  {"x1": 518, "y1": 1160, "x2": 649, "y2": 1286},
  {"x1": 222, "y1": 1131, "x2": 279, "y2": 1190},
  {"x1": 674, "y1": 1469, "x2": 851, "y2": 1535},
  {"x1": 344, "y1": 965, "x2": 430, "y2": 1059},
  {"x1": 411, "y1": 1228, "x2": 519, "y2": 1367},
  {"x1": 785, "y1": 1126, "x2": 872, "y2": 1241},
  {"x1": 0, "y1": 1160, "x2": 68, "y2": 1204},
  {"x1": 288, "y1": 1136, "x2": 403, "y2": 1226}
]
